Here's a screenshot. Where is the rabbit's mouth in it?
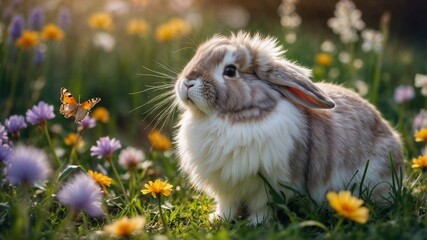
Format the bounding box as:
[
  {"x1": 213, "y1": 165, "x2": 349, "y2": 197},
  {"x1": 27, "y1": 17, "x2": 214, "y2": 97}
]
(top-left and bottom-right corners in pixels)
[{"x1": 177, "y1": 78, "x2": 212, "y2": 114}]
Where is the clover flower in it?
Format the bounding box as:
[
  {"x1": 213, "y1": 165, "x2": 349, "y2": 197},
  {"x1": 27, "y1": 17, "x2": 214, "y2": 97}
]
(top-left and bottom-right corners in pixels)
[
  {"x1": 28, "y1": 6, "x2": 44, "y2": 30},
  {"x1": 415, "y1": 74, "x2": 427, "y2": 96},
  {"x1": 412, "y1": 156, "x2": 427, "y2": 169},
  {"x1": 0, "y1": 124, "x2": 8, "y2": 144},
  {"x1": 415, "y1": 128, "x2": 427, "y2": 142},
  {"x1": 8, "y1": 15, "x2": 24, "y2": 41},
  {"x1": 5, "y1": 114, "x2": 27, "y2": 135},
  {"x1": 118, "y1": 147, "x2": 145, "y2": 169},
  {"x1": 104, "y1": 216, "x2": 146, "y2": 238},
  {"x1": 41, "y1": 23, "x2": 64, "y2": 41},
  {"x1": 26, "y1": 101, "x2": 55, "y2": 126},
  {"x1": 148, "y1": 130, "x2": 172, "y2": 151},
  {"x1": 5, "y1": 145, "x2": 52, "y2": 185},
  {"x1": 413, "y1": 110, "x2": 427, "y2": 131},
  {"x1": 141, "y1": 179, "x2": 173, "y2": 198},
  {"x1": 361, "y1": 29, "x2": 383, "y2": 53},
  {"x1": 78, "y1": 116, "x2": 96, "y2": 129},
  {"x1": 16, "y1": 30, "x2": 39, "y2": 49},
  {"x1": 90, "y1": 136, "x2": 121, "y2": 159},
  {"x1": 57, "y1": 8, "x2": 71, "y2": 30},
  {"x1": 327, "y1": 0, "x2": 365, "y2": 44},
  {"x1": 0, "y1": 144, "x2": 12, "y2": 163},
  {"x1": 326, "y1": 190, "x2": 369, "y2": 224},
  {"x1": 394, "y1": 85, "x2": 415, "y2": 104},
  {"x1": 57, "y1": 172, "x2": 104, "y2": 217}
]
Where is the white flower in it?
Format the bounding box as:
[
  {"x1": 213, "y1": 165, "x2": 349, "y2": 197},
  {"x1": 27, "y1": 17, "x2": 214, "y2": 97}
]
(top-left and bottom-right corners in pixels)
[
  {"x1": 327, "y1": 0, "x2": 365, "y2": 44},
  {"x1": 321, "y1": 40, "x2": 335, "y2": 52},
  {"x1": 354, "y1": 80, "x2": 368, "y2": 97},
  {"x1": 285, "y1": 32, "x2": 296, "y2": 44},
  {"x1": 93, "y1": 32, "x2": 115, "y2": 52},
  {"x1": 338, "y1": 51, "x2": 351, "y2": 64},
  {"x1": 415, "y1": 74, "x2": 427, "y2": 96},
  {"x1": 118, "y1": 147, "x2": 145, "y2": 169},
  {"x1": 278, "y1": 0, "x2": 301, "y2": 29},
  {"x1": 361, "y1": 29, "x2": 383, "y2": 53}
]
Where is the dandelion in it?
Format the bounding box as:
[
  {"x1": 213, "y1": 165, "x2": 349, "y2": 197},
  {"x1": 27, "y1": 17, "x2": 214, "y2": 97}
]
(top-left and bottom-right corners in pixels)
[
  {"x1": 393, "y1": 85, "x2": 414, "y2": 104},
  {"x1": 142, "y1": 179, "x2": 173, "y2": 232},
  {"x1": 315, "y1": 53, "x2": 333, "y2": 66},
  {"x1": 28, "y1": 6, "x2": 44, "y2": 30},
  {"x1": 361, "y1": 29, "x2": 383, "y2": 53},
  {"x1": 93, "y1": 32, "x2": 116, "y2": 52},
  {"x1": 5, "y1": 114, "x2": 27, "y2": 139},
  {"x1": 415, "y1": 128, "x2": 427, "y2": 142},
  {"x1": 8, "y1": 15, "x2": 24, "y2": 41},
  {"x1": 90, "y1": 136, "x2": 121, "y2": 159},
  {"x1": 415, "y1": 74, "x2": 427, "y2": 96},
  {"x1": 78, "y1": 116, "x2": 96, "y2": 129},
  {"x1": 126, "y1": 18, "x2": 149, "y2": 36},
  {"x1": 142, "y1": 179, "x2": 173, "y2": 198},
  {"x1": 6, "y1": 145, "x2": 52, "y2": 185},
  {"x1": 88, "y1": 170, "x2": 112, "y2": 194},
  {"x1": 155, "y1": 18, "x2": 191, "y2": 42},
  {"x1": 326, "y1": 190, "x2": 369, "y2": 224},
  {"x1": 57, "y1": 172, "x2": 104, "y2": 217},
  {"x1": 26, "y1": 101, "x2": 55, "y2": 126},
  {"x1": 327, "y1": 0, "x2": 365, "y2": 44},
  {"x1": 41, "y1": 23, "x2": 64, "y2": 41},
  {"x1": 119, "y1": 146, "x2": 145, "y2": 169},
  {"x1": 104, "y1": 216, "x2": 146, "y2": 238},
  {"x1": 412, "y1": 156, "x2": 427, "y2": 169},
  {"x1": 92, "y1": 107, "x2": 110, "y2": 123},
  {"x1": 16, "y1": 30, "x2": 39, "y2": 49},
  {"x1": 57, "y1": 8, "x2": 71, "y2": 30},
  {"x1": 148, "y1": 130, "x2": 172, "y2": 151},
  {"x1": 88, "y1": 12, "x2": 113, "y2": 31}
]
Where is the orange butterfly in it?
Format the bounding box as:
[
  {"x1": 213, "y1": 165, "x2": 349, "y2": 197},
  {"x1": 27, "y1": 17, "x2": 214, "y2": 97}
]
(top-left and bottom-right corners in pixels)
[{"x1": 60, "y1": 87, "x2": 101, "y2": 122}]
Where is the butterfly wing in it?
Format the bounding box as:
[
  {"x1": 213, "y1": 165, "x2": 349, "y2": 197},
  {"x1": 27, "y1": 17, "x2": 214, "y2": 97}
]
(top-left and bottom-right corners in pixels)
[
  {"x1": 59, "y1": 87, "x2": 78, "y2": 118},
  {"x1": 74, "y1": 97, "x2": 101, "y2": 122}
]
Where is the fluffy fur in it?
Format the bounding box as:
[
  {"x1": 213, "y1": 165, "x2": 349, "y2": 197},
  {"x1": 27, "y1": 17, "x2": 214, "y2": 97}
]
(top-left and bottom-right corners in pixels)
[{"x1": 174, "y1": 32, "x2": 404, "y2": 225}]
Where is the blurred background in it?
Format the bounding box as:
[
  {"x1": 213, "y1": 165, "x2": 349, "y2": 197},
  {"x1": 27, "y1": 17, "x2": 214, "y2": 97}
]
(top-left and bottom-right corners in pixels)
[{"x1": 1, "y1": 0, "x2": 426, "y2": 150}]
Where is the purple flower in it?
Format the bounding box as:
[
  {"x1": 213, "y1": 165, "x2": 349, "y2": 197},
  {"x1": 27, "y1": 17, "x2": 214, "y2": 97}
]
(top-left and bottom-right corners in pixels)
[
  {"x1": 28, "y1": 6, "x2": 44, "y2": 30},
  {"x1": 5, "y1": 145, "x2": 52, "y2": 185},
  {"x1": 118, "y1": 147, "x2": 145, "y2": 169},
  {"x1": 8, "y1": 15, "x2": 24, "y2": 41},
  {"x1": 57, "y1": 172, "x2": 104, "y2": 217},
  {"x1": 0, "y1": 124, "x2": 8, "y2": 144},
  {"x1": 57, "y1": 8, "x2": 71, "y2": 30},
  {"x1": 26, "y1": 101, "x2": 55, "y2": 126},
  {"x1": 5, "y1": 115, "x2": 27, "y2": 134},
  {"x1": 78, "y1": 116, "x2": 96, "y2": 129},
  {"x1": 414, "y1": 110, "x2": 427, "y2": 131},
  {"x1": 90, "y1": 136, "x2": 121, "y2": 159},
  {"x1": 33, "y1": 46, "x2": 45, "y2": 65},
  {"x1": 0, "y1": 144, "x2": 12, "y2": 163},
  {"x1": 394, "y1": 85, "x2": 415, "y2": 104}
]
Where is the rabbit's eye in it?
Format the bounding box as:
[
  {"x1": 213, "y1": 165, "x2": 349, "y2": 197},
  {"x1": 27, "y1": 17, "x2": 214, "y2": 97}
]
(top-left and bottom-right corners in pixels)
[{"x1": 223, "y1": 65, "x2": 237, "y2": 77}]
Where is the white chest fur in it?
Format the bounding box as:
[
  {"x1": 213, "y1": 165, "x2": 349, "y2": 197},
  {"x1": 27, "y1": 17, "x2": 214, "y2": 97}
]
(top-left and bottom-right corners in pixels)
[{"x1": 176, "y1": 101, "x2": 306, "y2": 197}]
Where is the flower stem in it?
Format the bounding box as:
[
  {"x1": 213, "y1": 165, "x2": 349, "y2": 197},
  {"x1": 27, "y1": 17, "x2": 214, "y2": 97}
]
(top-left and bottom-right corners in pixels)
[
  {"x1": 332, "y1": 217, "x2": 344, "y2": 235},
  {"x1": 108, "y1": 156, "x2": 129, "y2": 203},
  {"x1": 44, "y1": 123, "x2": 61, "y2": 167},
  {"x1": 157, "y1": 195, "x2": 168, "y2": 234}
]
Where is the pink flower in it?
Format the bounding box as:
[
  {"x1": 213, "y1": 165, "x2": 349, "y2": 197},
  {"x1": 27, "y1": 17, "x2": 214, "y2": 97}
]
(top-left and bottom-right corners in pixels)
[{"x1": 394, "y1": 85, "x2": 414, "y2": 104}]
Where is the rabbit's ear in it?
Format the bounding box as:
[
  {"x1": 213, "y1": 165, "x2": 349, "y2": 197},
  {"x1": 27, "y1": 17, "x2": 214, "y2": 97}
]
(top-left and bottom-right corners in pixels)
[{"x1": 257, "y1": 62, "x2": 335, "y2": 109}]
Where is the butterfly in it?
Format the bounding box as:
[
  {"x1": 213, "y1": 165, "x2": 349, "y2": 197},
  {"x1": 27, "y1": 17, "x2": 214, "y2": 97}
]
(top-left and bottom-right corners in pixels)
[{"x1": 60, "y1": 87, "x2": 101, "y2": 122}]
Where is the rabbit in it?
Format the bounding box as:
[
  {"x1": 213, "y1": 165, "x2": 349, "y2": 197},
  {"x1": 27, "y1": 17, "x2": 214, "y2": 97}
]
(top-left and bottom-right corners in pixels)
[{"x1": 174, "y1": 32, "x2": 404, "y2": 225}]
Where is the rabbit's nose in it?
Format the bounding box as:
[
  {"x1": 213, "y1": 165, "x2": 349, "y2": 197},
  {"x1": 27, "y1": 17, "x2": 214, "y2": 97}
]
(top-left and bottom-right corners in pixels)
[{"x1": 184, "y1": 82, "x2": 194, "y2": 89}]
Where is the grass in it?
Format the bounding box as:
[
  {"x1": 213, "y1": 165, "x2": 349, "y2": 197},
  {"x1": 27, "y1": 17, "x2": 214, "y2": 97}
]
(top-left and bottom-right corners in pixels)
[{"x1": 1, "y1": 0, "x2": 427, "y2": 239}]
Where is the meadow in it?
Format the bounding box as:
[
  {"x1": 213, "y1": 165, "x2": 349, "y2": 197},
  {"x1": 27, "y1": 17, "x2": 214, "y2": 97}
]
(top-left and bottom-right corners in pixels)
[{"x1": 1, "y1": 0, "x2": 427, "y2": 239}]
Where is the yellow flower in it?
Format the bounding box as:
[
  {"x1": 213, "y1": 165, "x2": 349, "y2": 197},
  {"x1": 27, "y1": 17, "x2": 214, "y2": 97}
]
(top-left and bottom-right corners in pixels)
[
  {"x1": 41, "y1": 23, "x2": 64, "y2": 41},
  {"x1": 326, "y1": 191, "x2": 369, "y2": 224},
  {"x1": 16, "y1": 30, "x2": 39, "y2": 49},
  {"x1": 315, "y1": 53, "x2": 333, "y2": 66},
  {"x1": 88, "y1": 12, "x2": 113, "y2": 31},
  {"x1": 415, "y1": 128, "x2": 427, "y2": 142},
  {"x1": 141, "y1": 179, "x2": 173, "y2": 198},
  {"x1": 88, "y1": 170, "x2": 112, "y2": 189},
  {"x1": 64, "y1": 133, "x2": 80, "y2": 145},
  {"x1": 412, "y1": 155, "x2": 427, "y2": 169},
  {"x1": 92, "y1": 107, "x2": 110, "y2": 123},
  {"x1": 104, "y1": 216, "x2": 146, "y2": 238},
  {"x1": 148, "y1": 130, "x2": 172, "y2": 151},
  {"x1": 126, "y1": 18, "x2": 149, "y2": 36},
  {"x1": 155, "y1": 18, "x2": 191, "y2": 42}
]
